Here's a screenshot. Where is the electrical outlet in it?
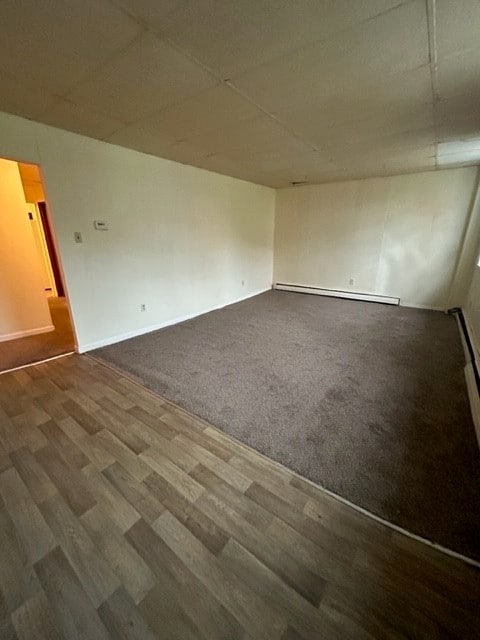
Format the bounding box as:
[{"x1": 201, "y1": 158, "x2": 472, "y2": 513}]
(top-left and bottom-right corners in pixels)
[
  {"x1": 140, "y1": 304, "x2": 146, "y2": 312},
  {"x1": 349, "y1": 277, "x2": 355, "y2": 286}
]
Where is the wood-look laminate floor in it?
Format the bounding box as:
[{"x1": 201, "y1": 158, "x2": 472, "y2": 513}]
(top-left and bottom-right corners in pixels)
[{"x1": 0, "y1": 355, "x2": 479, "y2": 639}]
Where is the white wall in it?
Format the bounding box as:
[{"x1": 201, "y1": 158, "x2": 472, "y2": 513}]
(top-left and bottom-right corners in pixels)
[
  {"x1": 461, "y1": 172, "x2": 480, "y2": 355},
  {"x1": 0, "y1": 111, "x2": 275, "y2": 352},
  {"x1": 0, "y1": 158, "x2": 53, "y2": 340},
  {"x1": 274, "y1": 168, "x2": 479, "y2": 309}
]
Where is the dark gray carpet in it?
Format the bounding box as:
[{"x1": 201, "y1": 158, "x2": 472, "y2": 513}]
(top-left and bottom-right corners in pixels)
[{"x1": 92, "y1": 290, "x2": 480, "y2": 561}]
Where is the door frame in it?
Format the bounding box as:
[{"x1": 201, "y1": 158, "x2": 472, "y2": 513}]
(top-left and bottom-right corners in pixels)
[{"x1": 2, "y1": 153, "x2": 79, "y2": 352}]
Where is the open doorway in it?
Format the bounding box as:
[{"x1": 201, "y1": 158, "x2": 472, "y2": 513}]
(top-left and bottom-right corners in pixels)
[{"x1": 0, "y1": 157, "x2": 76, "y2": 372}]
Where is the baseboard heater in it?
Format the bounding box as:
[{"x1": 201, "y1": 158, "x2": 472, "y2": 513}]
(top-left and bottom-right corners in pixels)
[
  {"x1": 274, "y1": 283, "x2": 400, "y2": 306},
  {"x1": 448, "y1": 307, "x2": 480, "y2": 392}
]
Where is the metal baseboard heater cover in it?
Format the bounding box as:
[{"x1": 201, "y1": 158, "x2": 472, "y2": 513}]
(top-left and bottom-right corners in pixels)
[
  {"x1": 274, "y1": 283, "x2": 400, "y2": 306},
  {"x1": 448, "y1": 307, "x2": 480, "y2": 392}
]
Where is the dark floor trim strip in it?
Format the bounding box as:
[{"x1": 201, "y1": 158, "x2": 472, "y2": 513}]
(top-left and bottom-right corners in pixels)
[{"x1": 449, "y1": 307, "x2": 480, "y2": 391}]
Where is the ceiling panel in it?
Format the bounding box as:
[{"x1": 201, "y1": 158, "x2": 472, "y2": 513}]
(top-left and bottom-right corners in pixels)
[
  {"x1": 185, "y1": 152, "x2": 272, "y2": 185},
  {"x1": 0, "y1": 0, "x2": 141, "y2": 95},
  {"x1": 0, "y1": 71, "x2": 57, "y2": 121},
  {"x1": 106, "y1": 123, "x2": 182, "y2": 157},
  {"x1": 184, "y1": 115, "x2": 314, "y2": 158},
  {"x1": 436, "y1": 0, "x2": 480, "y2": 60},
  {"x1": 435, "y1": 41, "x2": 480, "y2": 150},
  {"x1": 230, "y1": 0, "x2": 428, "y2": 112},
  {"x1": 37, "y1": 100, "x2": 124, "y2": 141},
  {"x1": 275, "y1": 65, "x2": 432, "y2": 123},
  {"x1": 0, "y1": 0, "x2": 479, "y2": 186},
  {"x1": 67, "y1": 32, "x2": 217, "y2": 123},
  {"x1": 154, "y1": 0, "x2": 405, "y2": 77},
  {"x1": 110, "y1": 0, "x2": 184, "y2": 25},
  {"x1": 436, "y1": 95, "x2": 480, "y2": 143},
  {"x1": 136, "y1": 85, "x2": 262, "y2": 141},
  {"x1": 231, "y1": 150, "x2": 327, "y2": 175},
  {"x1": 436, "y1": 49, "x2": 480, "y2": 100},
  {"x1": 277, "y1": 102, "x2": 433, "y2": 152},
  {"x1": 331, "y1": 128, "x2": 436, "y2": 157},
  {"x1": 270, "y1": 146, "x2": 436, "y2": 188}
]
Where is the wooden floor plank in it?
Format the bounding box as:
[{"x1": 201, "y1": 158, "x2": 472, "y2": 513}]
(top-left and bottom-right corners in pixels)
[
  {"x1": 152, "y1": 510, "x2": 287, "y2": 640},
  {"x1": 34, "y1": 443, "x2": 96, "y2": 516},
  {"x1": 0, "y1": 506, "x2": 41, "y2": 614},
  {"x1": 0, "y1": 354, "x2": 478, "y2": 639},
  {"x1": 138, "y1": 581, "x2": 207, "y2": 640},
  {"x1": 95, "y1": 401, "x2": 149, "y2": 455},
  {"x1": 102, "y1": 461, "x2": 165, "y2": 524},
  {"x1": 144, "y1": 471, "x2": 229, "y2": 555},
  {"x1": 139, "y1": 447, "x2": 204, "y2": 502},
  {"x1": 174, "y1": 433, "x2": 251, "y2": 491},
  {"x1": 219, "y1": 538, "x2": 338, "y2": 640},
  {"x1": 82, "y1": 465, "x2": 140, "y2": 533},
  {"x1": 9, "y1": 447, "x2": 58, "y2": 505},
  {"x1": 34, "y1": 546, "x2": 112, "y2": 640},
  {"x1": 127, "y1": 518, "x2": 243, "y2": 640},
  {"x1": 93, "y1": 430, "x2": 150, "y2": 482},
  {"x1": 57, "y1": 417, "x2": 115, "y2": 471},
  {"x1": 97, "y1": 586, "x2": 158, "y2": 640},
  {"x1": 191, "y1": 464, "x2": 274, "y2": 531},
  {"x1": 81, "y1": 505, "x2": 155, "y2": 605},
  {"x1": 0, "y1": 468, "x2": 56, "y2": 564},
  {"x1": 194, "y1": 480, "x2": 327, "y2": 606},
  {"x1": 38, "y1": 494, "x2": 120, "y2": 607},
  {"x1": 38, "y1": 419, "x2": 89, "y2": 470},
  {"x1": 11, "y1": 591, "x2": 62, "y2": 640}
]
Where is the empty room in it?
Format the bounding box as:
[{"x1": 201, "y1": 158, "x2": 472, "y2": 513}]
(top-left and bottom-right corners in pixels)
[{"x1": 0, "y1": 1, "x2": 479, "y2": 638}]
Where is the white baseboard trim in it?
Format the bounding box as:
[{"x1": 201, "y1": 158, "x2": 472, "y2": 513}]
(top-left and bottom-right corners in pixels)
[
  {"x1": 274, "y1": 282, "x2": 399, "y2": 305},
  {"x1": 78, "y1": 287, "x2": 271, "y2": 353},
  {"x1": 400, "y1": 302, "x2": 444, "y2": 311},
  {"x1": 0, "y1": 324, "x2": 55, "y2": 342}
]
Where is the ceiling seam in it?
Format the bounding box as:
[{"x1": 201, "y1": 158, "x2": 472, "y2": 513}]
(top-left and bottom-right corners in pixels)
[
  {"x1": 143, "y1": 30, "x2": 322, "y2": 156},
  {"x1": 425, "y1": 0, "x2": 439, "y2": 169},
  {"x1": 37, "y1": 0, "x2": 424, "y2": 174},
  {"x1": 98, "y1": 0, "x2": 420, "y2": 164},
  {"x1": 145, "y1": 0, "x2": 423, "y2": 167},
  {"x1": 58, "y1": 29, "x2": 147, "y2": 103},
  {"x1": 217, "y1": 0, "x2": 416, "y2": 84},
  {"x1": 150, "y1": 3, "x2": 419, "y2": 162},
  {"x1": 8, "y1": 0, "x2": 465, "y2": 187}
]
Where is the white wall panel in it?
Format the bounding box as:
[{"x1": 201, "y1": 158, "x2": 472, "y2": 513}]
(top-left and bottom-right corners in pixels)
[
  {"x1": 0, "y1": 111, "x2": 275, "y2": 351},
  {"x1": 274, "y1": 168, "x2": 478, "y2": 309}
]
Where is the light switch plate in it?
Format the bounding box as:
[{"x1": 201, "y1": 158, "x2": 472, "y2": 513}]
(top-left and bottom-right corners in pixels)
[{"x1": 74, "y1": 231, "x2": 82, "y2": 243}]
